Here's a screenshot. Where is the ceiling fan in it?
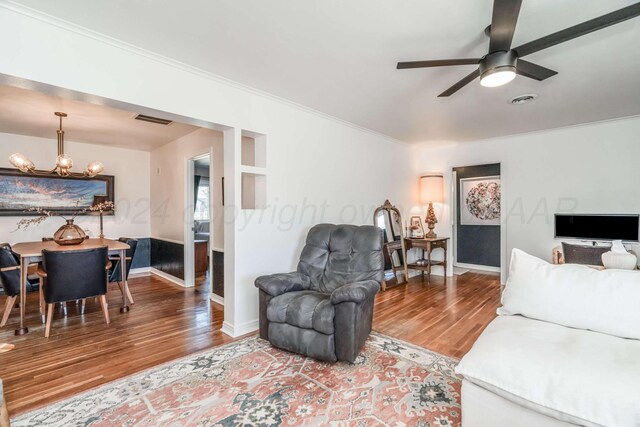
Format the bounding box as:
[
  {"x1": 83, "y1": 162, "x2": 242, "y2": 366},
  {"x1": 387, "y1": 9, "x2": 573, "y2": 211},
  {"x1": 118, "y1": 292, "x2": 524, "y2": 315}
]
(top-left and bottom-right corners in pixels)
[{"x1": 397, "y1": 1, "x2": 640, "y2": 97}]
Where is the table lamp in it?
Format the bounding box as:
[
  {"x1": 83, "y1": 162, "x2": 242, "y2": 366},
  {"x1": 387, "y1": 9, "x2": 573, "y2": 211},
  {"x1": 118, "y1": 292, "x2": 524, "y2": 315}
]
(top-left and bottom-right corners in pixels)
[
  {"x1": 91, "y1": 195, "x2": 112, "y2": 239},
  {"x1": 420, "y1": 174, "x2": 444, "y2": 238}
]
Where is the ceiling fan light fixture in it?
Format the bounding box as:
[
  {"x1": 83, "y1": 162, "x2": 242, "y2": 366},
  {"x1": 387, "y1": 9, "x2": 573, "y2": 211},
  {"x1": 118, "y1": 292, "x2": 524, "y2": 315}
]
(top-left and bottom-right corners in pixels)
[
  {"x1": 480, "y1": 67, "x2": 516, "y2": 87},
  {"x1": 478, "y1": 50, "x2": 518, "y2": 88}
]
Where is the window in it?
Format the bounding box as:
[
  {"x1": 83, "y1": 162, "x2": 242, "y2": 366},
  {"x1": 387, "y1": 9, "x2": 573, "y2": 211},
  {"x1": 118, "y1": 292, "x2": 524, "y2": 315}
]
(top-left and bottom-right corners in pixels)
[{"x1": 194, "y1": 178, "x2": 210, "y2": 220}]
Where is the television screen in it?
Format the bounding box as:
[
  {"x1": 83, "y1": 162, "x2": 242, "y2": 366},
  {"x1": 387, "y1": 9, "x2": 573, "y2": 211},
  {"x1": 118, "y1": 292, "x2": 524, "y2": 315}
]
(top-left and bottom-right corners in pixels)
[{"x1": 555, "y1": 214, "x2": 640, "y2": 242}]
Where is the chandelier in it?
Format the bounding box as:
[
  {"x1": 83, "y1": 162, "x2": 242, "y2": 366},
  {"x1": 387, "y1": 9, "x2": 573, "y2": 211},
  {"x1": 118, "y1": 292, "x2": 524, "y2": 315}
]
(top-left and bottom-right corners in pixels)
[{"x1": 9, "y1": 112, "x2": 104, "y2": 177}]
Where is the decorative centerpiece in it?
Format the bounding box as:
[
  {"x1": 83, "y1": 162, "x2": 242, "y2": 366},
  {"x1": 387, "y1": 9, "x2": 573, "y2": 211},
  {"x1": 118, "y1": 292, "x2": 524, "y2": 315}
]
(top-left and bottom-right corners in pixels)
[
  {"x1": 14, "y1": 199, "x2": 114, "y2": 246},
  {"x1": 52, "y1": 218, "x2": 86, "y2": 245}
]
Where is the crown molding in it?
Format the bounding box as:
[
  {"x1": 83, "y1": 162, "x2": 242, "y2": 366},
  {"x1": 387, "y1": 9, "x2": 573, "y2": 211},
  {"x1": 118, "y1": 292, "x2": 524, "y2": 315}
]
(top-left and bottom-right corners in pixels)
[{"x1": 0, "y1": 1, "x2": 407, "y2": 146}]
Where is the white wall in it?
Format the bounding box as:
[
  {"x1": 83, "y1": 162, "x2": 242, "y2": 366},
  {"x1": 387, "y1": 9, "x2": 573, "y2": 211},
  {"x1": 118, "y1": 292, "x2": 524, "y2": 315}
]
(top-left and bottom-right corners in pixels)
[
  {"x1": 410, "y1": 116, "x2": 640, "y2": 281},
  {"x1": 0, "y1": 7, "x2": 415, "y2": 335},
  {"x1": 0, "y1": 132, "x2": 150, "y2": 244},
  {"x1": 150, "y1": 128, "x2": 224, "y2": 250}
]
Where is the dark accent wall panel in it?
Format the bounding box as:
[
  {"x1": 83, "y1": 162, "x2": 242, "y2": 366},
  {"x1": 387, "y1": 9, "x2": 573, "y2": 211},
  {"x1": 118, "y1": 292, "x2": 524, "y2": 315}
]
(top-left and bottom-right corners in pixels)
[
  {"x1": 454, "y1": 163, "x2": 501, "y2": 268},
  {"x1": 131, "y1": 237, "x2": 150, "y2": 269},
  {"x1": 151, "y1": 238, "x2": 185, "y2": 280},
  {"x1": 211, "y1": 250, "x2": 224, "y2": 297}
]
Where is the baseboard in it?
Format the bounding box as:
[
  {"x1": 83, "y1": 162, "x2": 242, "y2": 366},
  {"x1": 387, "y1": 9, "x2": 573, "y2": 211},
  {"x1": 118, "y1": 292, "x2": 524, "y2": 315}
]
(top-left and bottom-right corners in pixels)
[
  {"x1": 210, "y1": 293, "x2": 224, "y2": 306},
  {"x1": 149, "y1": 267, "x2": 186, "y2": 287},
  {"x1": 221, "y1": 319, "x2": 259, "y2": 338},
  {"x1": 129, "y1": 267, "x2": 151, "y2": 277},
  {"x1": 455, "y1": 262, "x2": 501, "y2": 273}
]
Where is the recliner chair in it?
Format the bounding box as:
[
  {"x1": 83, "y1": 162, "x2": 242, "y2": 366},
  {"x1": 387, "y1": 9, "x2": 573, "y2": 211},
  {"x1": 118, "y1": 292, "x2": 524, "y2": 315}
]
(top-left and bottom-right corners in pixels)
[{"x1": 255, "y1": 224, "x2": 383, "y2": 363}]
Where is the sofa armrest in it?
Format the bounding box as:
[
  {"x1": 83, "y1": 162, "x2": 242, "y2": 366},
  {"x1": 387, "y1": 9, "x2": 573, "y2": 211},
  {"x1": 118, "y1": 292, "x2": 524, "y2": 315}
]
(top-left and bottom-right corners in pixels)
[
  {"x1": 331, "y1": 280, "x2": 380, "y2": 305},
  {"x1": 254, "y1": 272, "x2": 305, "y2": 297}
]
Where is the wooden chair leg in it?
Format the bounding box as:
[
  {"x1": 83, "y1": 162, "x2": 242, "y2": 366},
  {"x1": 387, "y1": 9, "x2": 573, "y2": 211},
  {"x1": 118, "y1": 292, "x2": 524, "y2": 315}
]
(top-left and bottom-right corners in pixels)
[
  {"x1": 99, "y1": 295, "x2": 110, "y2": 325},
  {"x1": 39, "y1": 278, "x2": 45, "y2": 323},
  {"x1": 45, "y1": 303, "x2": 54, "y2": 338},
  {"x1": 125, "y1": 284, "x2": 134, "y2": 305},
  {"x1": 0, "y1": 296, "x2": 17, "y2": 328}
]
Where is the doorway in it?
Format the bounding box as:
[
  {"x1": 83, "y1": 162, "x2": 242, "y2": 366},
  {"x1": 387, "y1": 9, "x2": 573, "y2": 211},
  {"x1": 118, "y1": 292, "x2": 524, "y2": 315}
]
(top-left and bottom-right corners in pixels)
[
  {"x1": 193, "y1": 155, "x2": 211, "y2": 286},
  {"x1": 452, "y1": 163, "x2": 501, "y2": 272}
]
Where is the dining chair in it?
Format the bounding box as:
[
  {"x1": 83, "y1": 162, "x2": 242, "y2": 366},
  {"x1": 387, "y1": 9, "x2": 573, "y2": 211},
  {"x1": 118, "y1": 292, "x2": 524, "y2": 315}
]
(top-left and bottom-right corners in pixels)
[
  {"x1": 108, "y1": 238, "x2": 138, "y2": 305},
  {"x1": 37, "y1": 247, "x2": 112, "y2": 338},
  {"x1": 0, "y1": 244, "x2": 40, "y2": 328}
]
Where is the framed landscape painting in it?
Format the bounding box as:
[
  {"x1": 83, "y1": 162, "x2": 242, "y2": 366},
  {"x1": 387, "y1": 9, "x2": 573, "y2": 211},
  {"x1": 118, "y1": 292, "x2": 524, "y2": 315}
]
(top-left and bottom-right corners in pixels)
[
  {"x1": 0, "y1": 168, "x2": 114, "y2": 216},
  {"x1": 460, "y1": 176, "x2": 501, "y2": 226}
]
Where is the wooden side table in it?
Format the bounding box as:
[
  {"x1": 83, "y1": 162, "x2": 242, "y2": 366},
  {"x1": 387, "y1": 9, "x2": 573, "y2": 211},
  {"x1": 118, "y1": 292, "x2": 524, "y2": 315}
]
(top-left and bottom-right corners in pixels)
[{"x1": 405, "y1": 237, "x2": 449, "y2": 282}]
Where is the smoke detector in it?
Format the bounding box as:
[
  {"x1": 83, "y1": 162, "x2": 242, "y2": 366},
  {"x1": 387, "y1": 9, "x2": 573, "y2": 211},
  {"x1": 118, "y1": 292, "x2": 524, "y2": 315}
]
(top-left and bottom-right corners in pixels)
[{"x1": 509, "y1": 94, "x2": 538, "y2": 105}]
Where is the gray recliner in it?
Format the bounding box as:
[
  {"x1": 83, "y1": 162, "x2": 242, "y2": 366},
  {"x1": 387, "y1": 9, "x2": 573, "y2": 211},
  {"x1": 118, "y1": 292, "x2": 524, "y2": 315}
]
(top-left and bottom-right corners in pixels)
[{"x1": 255, "y1": 224, "x2": 384, "y2": 363}]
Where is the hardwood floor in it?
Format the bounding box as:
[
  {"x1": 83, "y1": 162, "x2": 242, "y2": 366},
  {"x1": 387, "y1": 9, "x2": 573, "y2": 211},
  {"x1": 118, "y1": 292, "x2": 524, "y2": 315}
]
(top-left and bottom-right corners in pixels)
[
  {"x1": 0, "y1": 270, "x2": 501, "y2": 416},
  {"x1": 373, "y1": 271, "x2": 502, "y2": 359},
  {"x1": 0, "y1": 274, "x2": 234, "y2": 416}
]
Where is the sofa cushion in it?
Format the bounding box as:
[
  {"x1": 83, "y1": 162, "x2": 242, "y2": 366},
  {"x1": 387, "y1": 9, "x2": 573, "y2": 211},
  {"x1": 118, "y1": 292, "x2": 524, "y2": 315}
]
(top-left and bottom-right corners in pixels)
[
  {"x1": 456, "y1": 315, "x2": 640, "y2": 427},
  {"x1": 268, "y1": 323, "x2": 336, "y2": 362},
  {"x1": 267, "y1": 290, "x2": 334, "y2": 335},
  {"x1": 499, "y1": 248, "x2": 640, "y2": 340}
]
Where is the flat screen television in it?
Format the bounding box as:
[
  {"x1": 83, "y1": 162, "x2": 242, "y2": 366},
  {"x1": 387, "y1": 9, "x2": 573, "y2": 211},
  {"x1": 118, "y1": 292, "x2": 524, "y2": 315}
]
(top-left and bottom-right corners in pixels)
[{"x1": 554, "y1": 214, "x2": 640, "y2": 242}]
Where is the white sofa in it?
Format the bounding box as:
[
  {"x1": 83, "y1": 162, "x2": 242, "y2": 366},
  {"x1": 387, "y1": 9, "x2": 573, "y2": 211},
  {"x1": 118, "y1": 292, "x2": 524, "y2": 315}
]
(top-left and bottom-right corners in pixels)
[{"x1": 456, "y1": 249, "x2": 640, "y2": 427}]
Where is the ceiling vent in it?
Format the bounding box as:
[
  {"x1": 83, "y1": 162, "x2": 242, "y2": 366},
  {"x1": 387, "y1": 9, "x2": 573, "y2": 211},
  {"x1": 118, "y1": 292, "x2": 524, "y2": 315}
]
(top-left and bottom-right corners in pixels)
[
  {"x1": 133, "y1": 114, "x2": 173, "y2": 125},
  {"x1": 509, "y1": 94, "x2": 538, "y2": 105}
]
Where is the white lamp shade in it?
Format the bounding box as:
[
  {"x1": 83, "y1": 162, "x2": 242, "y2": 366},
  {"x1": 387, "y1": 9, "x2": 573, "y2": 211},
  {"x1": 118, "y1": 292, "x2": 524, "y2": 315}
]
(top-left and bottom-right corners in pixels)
[{"x1": 420, "y1": 174, "x2": 444, "y2": 204}]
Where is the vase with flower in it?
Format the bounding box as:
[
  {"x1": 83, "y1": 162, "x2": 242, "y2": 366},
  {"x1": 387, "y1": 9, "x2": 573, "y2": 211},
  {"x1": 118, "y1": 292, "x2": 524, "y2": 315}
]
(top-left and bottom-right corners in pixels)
[{"x1": 13, "y1": 199, "x2": 114, "y2": 246}]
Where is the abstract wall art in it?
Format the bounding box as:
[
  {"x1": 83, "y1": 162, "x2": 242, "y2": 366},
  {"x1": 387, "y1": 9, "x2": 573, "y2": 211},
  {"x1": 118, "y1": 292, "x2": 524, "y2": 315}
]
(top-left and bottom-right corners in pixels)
[{"x1": 460, "y1": 176, "x2": 501, "y2": 226}]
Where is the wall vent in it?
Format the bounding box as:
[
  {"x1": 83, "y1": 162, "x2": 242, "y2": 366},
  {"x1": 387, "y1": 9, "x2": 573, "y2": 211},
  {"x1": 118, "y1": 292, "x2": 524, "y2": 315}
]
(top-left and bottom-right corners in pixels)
[{"x1": 133, "y1": 114, "x2": 173, "y2": 125}]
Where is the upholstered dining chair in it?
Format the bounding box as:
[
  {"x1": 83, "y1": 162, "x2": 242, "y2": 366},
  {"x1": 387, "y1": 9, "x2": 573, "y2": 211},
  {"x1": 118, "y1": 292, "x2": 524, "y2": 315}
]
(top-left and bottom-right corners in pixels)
[
  {"x1": 37, "y1": 247, "x2": 111, "y2": 338},
  {"x1": 255, "y1": 224, "x2": 384, "y2": 363},
  {"x1": 108, "y1": 237, "x2": 138, "y2": 305},
  {"x1": 0, "y1": 244, "x2": 39, "y2": 328}
]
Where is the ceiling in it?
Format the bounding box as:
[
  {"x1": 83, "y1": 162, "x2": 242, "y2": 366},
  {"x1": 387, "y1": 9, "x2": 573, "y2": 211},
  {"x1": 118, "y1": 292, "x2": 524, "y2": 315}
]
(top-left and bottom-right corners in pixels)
[
  {"x1": 9, "y1": 0, "x2": 640, "y2": 144},
  {"x1": 0, "y1": 85, "x2": 200, "y2": 151}
]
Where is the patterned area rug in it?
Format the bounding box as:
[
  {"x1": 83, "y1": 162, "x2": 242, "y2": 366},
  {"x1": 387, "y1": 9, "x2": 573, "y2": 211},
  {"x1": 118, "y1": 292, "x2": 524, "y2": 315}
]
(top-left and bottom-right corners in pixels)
[{"x1": 13, "y1": 333, "x2": 461, "y2": 426}]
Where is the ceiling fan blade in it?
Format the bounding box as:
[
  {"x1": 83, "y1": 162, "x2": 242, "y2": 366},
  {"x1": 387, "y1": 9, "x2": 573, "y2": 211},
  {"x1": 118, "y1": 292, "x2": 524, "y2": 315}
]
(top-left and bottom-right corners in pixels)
[
  {"x1": 516, "y1": 59, "x2": 558, "y2": 81},
  {"x1": 438, "y1": 69, "x2": 479, "y2": 97},
  {"x1": 514, "y1": 2, "x2": 640, "y2": 57},
  {"x1": 488, "y1": 0, "x2": 523, "y2": 52},
  {"x1": 397, "y1": 58, "x2": 480, "y2": 69}
]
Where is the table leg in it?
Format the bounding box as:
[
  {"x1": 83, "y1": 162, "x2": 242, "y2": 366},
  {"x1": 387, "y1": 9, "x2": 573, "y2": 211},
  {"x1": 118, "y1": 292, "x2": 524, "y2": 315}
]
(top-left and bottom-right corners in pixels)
[
  {"x1": 120, "y1": 249, "x2": 130, "y2": 313},
  {"x1": 443, "y1": 245, "x2": 448, "y2": 282},
  {"x1": 426, "y1": 243, "x2": 432, "y2": 282},
  {"x1": 15, "y1": 257, "x2": 29, "y2": 335}
]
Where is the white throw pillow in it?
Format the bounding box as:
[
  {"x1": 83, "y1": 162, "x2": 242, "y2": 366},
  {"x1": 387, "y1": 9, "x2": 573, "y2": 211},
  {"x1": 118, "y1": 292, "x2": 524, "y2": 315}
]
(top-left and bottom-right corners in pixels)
[{"x1": 499, "y1": 248, "x2": 640, "y2": 340}]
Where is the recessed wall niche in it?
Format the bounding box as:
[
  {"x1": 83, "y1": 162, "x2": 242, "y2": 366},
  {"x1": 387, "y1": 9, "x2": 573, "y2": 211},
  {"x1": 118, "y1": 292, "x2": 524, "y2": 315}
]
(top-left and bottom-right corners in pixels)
[
  {"x1": 240, "y1": 130, "x2": 267, "y2": 210},
  {"x1": 241, "y1": 172, "x2": 267, "y2": 209},
  {"x1": 241, "y1": 131, "x2": 266, "y2": 168}
]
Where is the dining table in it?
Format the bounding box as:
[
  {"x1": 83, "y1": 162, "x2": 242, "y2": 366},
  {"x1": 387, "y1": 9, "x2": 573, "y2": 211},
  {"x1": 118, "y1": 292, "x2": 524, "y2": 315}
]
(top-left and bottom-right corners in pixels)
[{"x1": 11, "y1": 238, "x2": 131, "y2": 336}]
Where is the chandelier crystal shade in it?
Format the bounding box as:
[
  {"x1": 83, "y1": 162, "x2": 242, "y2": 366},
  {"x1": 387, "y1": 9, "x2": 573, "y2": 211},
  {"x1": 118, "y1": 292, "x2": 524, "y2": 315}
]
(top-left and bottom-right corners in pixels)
[{"x1": 8, "y1": 112, "x2": 104, "y2": 177}]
